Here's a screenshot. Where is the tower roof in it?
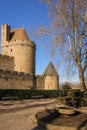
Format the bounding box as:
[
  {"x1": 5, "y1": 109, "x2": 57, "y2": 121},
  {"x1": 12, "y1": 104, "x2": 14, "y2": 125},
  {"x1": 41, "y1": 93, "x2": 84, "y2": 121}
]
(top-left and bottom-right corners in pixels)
[
  {"x1": 43, "y1": 62, "x2": 58, "y2": 76},
  {"x1": 10, "y1": 28, "x2": 30, "y2": 41}
]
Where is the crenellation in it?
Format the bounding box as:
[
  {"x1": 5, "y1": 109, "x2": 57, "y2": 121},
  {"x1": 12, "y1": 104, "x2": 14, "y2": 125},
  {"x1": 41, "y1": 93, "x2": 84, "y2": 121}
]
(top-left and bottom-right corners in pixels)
[
  {"x1": 0, "y1": 69, "x2": 5, "y2": 73},
  {"x1": 0, "y1": 69, "x2": 34, "y2": 89},
  {"x1": 4, "y1": 70, "x2": 12, "y2": 75},
  {"x1": 1, "y1": 24, "x2": 36, "y2": 74},
  {"x1": 0, "y1": 54, "x2": 14, "y2": 59},
  {"x1": 0, "y1": 54, "x2": 14, "y2": 71},
  {"x1": 0, "y1": 24, "x2": 59, "y2": 90}
]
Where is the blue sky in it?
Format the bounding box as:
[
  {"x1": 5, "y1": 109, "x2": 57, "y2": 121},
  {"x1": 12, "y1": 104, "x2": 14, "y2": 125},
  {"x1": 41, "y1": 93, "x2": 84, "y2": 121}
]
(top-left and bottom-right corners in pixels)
[{"x1": 0, "y1": 0, "x2": 79, "y2": 84}]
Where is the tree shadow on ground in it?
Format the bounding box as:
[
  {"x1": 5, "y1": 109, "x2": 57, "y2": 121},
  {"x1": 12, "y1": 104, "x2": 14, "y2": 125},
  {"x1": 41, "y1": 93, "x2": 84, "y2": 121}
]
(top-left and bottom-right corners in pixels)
[
  {"x1": 77, "y1": 119, "x2": 87, "y2": 130},
  {"x1": 31, "y1": 126, "x2": 46, "y2": 130},
  {"x1": 0, "y1": 101, "x2": 54, "y2": 115},
  {"x1": 33, "y1": 108, "x2": 87, "y2": 130}
]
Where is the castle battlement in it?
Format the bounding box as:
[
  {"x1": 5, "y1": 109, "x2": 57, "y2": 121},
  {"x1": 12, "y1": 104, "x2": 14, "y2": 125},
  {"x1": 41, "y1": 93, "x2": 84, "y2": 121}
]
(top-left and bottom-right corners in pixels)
[
  {"x1": 0, "y1": 54, "x2": 14, "y2": 71},
  {"x1": 1, "y1": 24, "x2": 36, "y2": 74},
  {"x1": 0, "y1": 69, "x2": 33, "y2": 79},
  {"x1": 0, "y1": 69, "x2": 33, "y2": 89},
  {"x1": 0, "y1": 24, "x2": 59, "y2": 90},
  {"x1": 0, "y1": 54, "x2": 14, "y2": 59}
]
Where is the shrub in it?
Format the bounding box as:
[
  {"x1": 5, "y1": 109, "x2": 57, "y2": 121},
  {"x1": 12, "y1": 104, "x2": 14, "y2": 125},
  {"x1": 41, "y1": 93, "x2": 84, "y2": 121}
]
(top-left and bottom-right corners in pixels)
[
  {"x1": 0, "y1": 89, "x2": 66, "y2": 100},
  {"x1": 62, "y1": 82, "x2": 72, "y2": 90},
  {"x1": 83, "y1": 91, "x2": 87, "y2": 98},
  {"x1": 66, "y1": 90, "x2": 85, "y2": 107},
  {"x1": 67, "y1": 90, "x2": 83, "y2": 98}
]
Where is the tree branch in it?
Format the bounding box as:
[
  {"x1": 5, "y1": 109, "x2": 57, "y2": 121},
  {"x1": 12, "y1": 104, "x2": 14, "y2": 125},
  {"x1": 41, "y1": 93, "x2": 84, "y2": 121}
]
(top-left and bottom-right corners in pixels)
[{"x1": 55, "y1": 4, "x2": 72, "y2": 51}]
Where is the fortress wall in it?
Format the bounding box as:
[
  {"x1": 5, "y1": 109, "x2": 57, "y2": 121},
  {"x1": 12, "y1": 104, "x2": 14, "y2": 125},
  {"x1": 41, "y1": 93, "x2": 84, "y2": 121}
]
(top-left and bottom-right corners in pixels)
[
  {"x1": 44, "y1": 76, "x2": 59, "y2": 90},
  {"x1": 35, "y1": 75, "x2": 44, "y2": 90},
  {"x1": 0, "y1": 69, "x2": 34, "y2": 89},
  {"x1": 0, "y1": 54, "x2": 14, "y2": 71}
]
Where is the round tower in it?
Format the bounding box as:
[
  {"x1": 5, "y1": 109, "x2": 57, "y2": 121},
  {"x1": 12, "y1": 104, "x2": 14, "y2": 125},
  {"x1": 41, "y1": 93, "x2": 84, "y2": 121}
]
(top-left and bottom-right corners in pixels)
[
  {"x1": 15, "y1": 40, "x2": 36, "y2": 74},
  {"x1": 1, "y1": 24, "x2": 36, "y2": 75}
]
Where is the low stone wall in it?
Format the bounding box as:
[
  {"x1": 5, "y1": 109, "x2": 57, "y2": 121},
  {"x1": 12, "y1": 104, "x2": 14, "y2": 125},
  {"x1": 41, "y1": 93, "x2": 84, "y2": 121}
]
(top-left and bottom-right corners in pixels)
[{"x1": 0, "y1": 69, "x2": 34, "y2": 89}]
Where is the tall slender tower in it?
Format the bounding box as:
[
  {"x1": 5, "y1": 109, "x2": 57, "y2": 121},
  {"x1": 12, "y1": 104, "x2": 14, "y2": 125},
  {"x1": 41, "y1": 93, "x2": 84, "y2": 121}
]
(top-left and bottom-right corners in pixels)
[{"x1": 1, "y1": 24, "x2": 10, "y2": 46}]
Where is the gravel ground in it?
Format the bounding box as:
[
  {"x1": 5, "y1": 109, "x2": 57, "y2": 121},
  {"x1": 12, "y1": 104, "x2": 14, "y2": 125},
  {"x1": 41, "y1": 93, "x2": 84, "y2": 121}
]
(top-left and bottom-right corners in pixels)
[
  {"x1": 0, "y1": 99, "x2": 87, "y2": 130},
  {"x1": 0, "y1": 99, "x2": 57, "y2": 130}
]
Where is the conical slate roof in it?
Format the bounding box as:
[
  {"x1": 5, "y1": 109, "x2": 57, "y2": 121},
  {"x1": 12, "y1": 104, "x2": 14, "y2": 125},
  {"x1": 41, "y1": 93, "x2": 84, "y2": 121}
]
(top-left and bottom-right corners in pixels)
[
  {"x1": 10, "y1": 28, "x2": 30, "y2": 41},
  {"x1": 43, "y1": 62, "x2": 58, "y2": 76}
]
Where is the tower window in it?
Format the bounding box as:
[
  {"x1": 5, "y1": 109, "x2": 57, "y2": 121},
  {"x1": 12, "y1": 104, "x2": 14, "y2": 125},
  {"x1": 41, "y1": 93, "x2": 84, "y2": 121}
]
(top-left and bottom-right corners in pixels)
[{"x1": 11, "y1": 48, "x2": 12, "y2": 52}]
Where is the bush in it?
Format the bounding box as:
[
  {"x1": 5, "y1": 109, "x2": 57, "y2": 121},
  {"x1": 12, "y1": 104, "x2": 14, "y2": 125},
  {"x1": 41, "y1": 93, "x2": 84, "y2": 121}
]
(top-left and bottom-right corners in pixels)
[
  {"x1": 0, "y1": 89, "x2": 66, "y2": 100},
  {"x1": 83, "y1": 91, "x2": 87, "y2": 98},
  {"x1": 62, "y1": 82, "x2": 72, "y2": 90},
  {"x1": 67, "y1": 90, "x2": 83, "y2": 98},
  {"x1": 66, "y1": 90, "x2": 86, "y2": 107}
]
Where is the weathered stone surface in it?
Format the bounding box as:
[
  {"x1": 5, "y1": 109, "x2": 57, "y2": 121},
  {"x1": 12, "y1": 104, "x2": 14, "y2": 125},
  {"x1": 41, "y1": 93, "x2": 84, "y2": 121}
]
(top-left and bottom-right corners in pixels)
[
  {"x1": 1, "y1": 24, "x2": 36, "y2": 74},
  {"x1": 0, "y1": 54, "x2": 14, "y2": 71},
  {"x1": 0, "y1": 24, "x2": 59, "y2": 90},
  {"x1": 0, "y1": 69, "x2": 33, "y2": 89}
]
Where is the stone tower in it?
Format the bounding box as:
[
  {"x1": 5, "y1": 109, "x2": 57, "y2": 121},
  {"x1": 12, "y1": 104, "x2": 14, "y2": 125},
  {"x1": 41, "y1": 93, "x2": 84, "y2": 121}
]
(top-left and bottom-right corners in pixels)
[
  {"x1": 43, "y1": 62, "x2": 59, "y2": 90},
  {"x1": 1, "y1": 24, "x2": 36, "y2": 74}
]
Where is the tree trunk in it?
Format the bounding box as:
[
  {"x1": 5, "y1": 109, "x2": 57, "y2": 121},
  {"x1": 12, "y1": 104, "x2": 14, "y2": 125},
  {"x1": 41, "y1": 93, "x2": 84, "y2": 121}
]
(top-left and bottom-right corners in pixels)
[{"x1": 78, "y1": 66, "x2": 86, "y2": 91}]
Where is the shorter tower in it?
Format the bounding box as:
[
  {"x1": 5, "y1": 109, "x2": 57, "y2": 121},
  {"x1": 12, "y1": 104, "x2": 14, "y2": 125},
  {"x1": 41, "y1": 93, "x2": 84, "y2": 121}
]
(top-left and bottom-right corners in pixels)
[{"x1": 43, "y1": 62, "x2": 59, "y2": 90}]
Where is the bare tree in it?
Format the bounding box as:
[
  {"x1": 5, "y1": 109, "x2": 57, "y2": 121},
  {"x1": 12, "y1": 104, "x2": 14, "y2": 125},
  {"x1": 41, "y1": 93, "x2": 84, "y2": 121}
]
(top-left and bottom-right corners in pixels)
[{"x1": 36, "y1": 0, "x2": 87, "y2": 90}]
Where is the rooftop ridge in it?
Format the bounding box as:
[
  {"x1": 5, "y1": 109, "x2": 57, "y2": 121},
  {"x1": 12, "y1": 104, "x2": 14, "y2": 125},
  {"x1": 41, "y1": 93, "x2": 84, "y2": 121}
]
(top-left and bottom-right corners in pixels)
[
  {"x1": 11, "y1": 27, "x2": 25, "y2": 31},
  {"x1": 10, "y1": 28, "x2": 30, "y2": 41},
  {"x1": 43, "y1": 61, "x2": 58, "y2": 76}
]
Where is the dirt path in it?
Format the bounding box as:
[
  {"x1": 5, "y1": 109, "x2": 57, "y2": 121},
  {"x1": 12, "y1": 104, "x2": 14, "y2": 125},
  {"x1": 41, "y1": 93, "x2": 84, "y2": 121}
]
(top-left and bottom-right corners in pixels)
[
  {"x1": 0, "y1": 99, "x2": 87, "y2": 130},
  {"x1": 0, "y1": 99, "x2": 57, "y2": 130}
]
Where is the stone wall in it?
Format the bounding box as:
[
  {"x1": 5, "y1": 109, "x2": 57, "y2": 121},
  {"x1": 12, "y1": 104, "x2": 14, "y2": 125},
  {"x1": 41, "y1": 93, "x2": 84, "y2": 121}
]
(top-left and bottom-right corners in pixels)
[
  {"x1": 0, "y1": 54, "x2": 14, "y2": 71},
  {"x1": 35, "y1": 75, "x2": 44, "y2": 90},
  {"x1": 0, "y1": 69, "x2": 34, "y2": 89},
  {"x1": 44, "y1": 76, "x2": 59, "y2": 90},
  {"x1": 35, "y1": 75, "x2": 59, "y2": 90},
  {"x1": 1, "y1": 24, "x2": 36, "y2": 74}
]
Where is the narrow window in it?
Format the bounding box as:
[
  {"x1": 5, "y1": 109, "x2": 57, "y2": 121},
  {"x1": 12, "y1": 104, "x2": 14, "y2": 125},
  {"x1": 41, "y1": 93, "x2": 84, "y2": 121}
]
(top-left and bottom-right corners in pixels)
[{"x1": 11, "y1": 48, "x2": 12, "y2": 52}]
